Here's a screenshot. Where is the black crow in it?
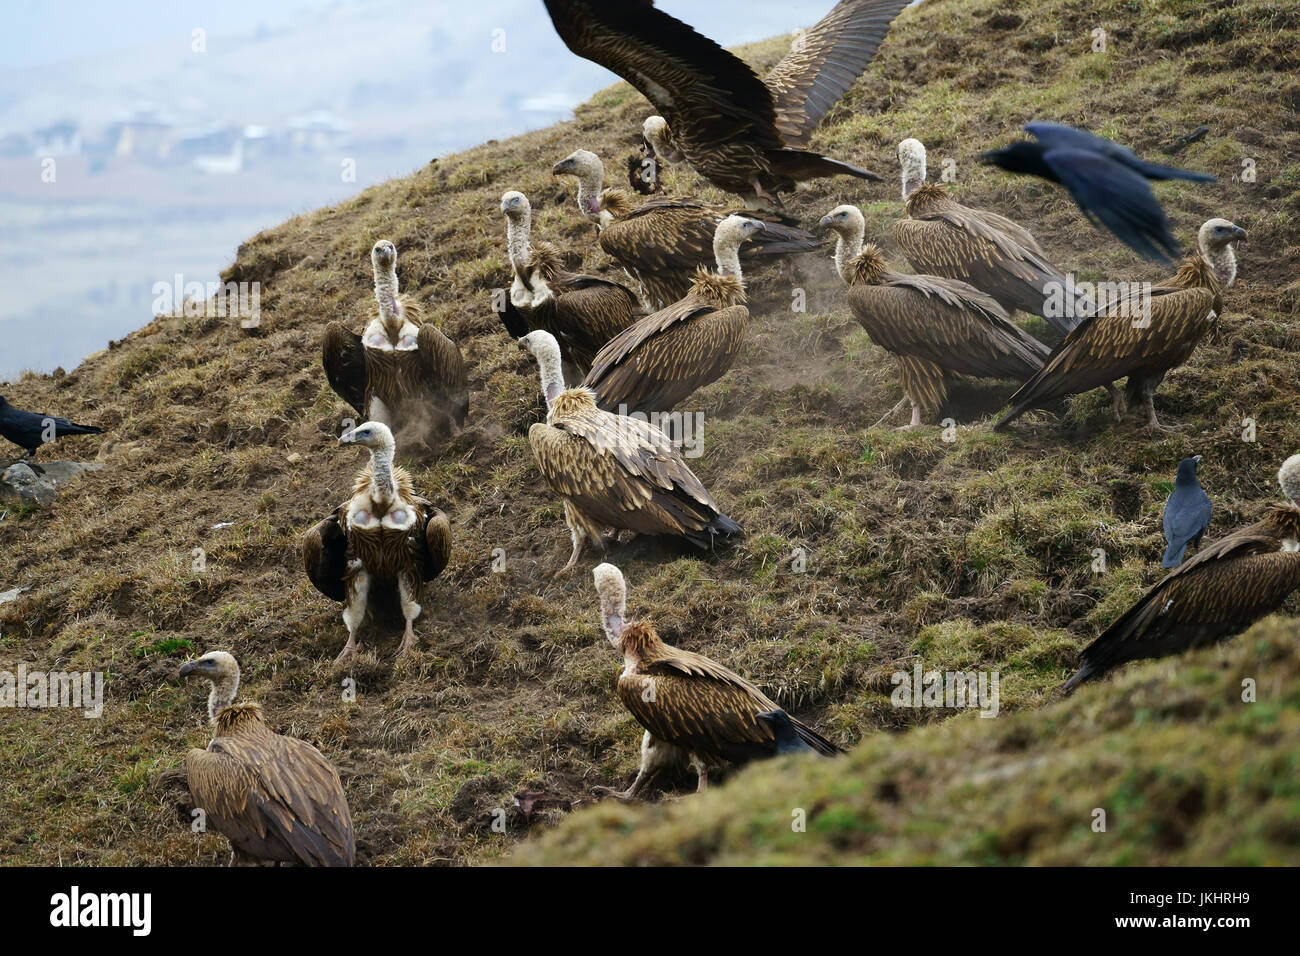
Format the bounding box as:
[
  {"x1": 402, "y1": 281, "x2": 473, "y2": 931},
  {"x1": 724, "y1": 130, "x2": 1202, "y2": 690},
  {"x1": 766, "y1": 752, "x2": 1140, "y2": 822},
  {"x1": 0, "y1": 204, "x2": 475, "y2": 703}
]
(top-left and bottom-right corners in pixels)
[
  {"x1": 1162, "y1": 455, "x2": 1212, "y2": 568},
  {"x1": 756, "y1": 710, "x2": 820, "y2": 755},
  {"x1": 978, "y1": 121, "x2": 1216, "y2": 264},
  {"x1": 0, "y1": 395, "x2": 103, "y2": 459}
]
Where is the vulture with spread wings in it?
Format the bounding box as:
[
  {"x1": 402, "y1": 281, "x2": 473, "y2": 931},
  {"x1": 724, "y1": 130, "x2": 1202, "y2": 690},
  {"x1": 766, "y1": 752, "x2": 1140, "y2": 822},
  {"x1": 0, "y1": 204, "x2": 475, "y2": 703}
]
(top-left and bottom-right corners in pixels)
[{"x1": 543, "y1": 0, "x2": 909, "y2": 206}]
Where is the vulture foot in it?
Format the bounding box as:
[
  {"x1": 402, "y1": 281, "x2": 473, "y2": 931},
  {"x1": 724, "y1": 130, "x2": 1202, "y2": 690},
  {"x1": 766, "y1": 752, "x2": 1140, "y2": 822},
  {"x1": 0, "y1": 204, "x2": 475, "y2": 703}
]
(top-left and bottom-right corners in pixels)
[
  {"x1": 334, "y1": 637, "x2": 361, "y2": 667},
  {"x1": 395, "y1": 630, "x2": 420, "y2": 665},
  {"x1": 591, "y1": 784, "x2": 645, "y2": 804},
  {"x1": 1107, "y1": 385, "x2": 1127, "y2": 423}
]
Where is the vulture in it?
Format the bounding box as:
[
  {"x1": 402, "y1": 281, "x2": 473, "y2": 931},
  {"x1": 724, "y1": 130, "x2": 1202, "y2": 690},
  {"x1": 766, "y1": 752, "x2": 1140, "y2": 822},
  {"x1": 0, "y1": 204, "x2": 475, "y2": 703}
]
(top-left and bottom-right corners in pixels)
[
  {"x1": 591, "y1": 563, "x2": 838, "y2": 800},
  {"x1": 542, "y1": 0, "x2": 908, "y2": 207},
  {"x1": 519, "y1": 331, "x2": 740, "y2": 575},
  {"x1": 821, "y1": 204, "x2": 1049, "y2": 428},
  {"x1": 552, "y1": 149, "x2": 824, "y2": 309},
  {"x1": 582, "y1": 215, "x2": 762, "y2": 416},
  {"x1": 302, "y1": 421, "x2": 452, "y2": 665},
  {"x1": 0, "y1": 395, "x2": 102, "y2": 460},
  {"x1": 178, "y1": 650, "x2": 355, "y2": 866},
  {"x1": 995, "y1": 218, "x2": 1246, "y2": 432},
  {"x1": 1063, "y1": 455, "x2": 1300, "y2": 692},
  {"x1": 322, "y1": 240, "x2": 468, "y2": 444},
  {"x1": 980, "y1": 122, "x2": 1217, "y2": 264},
  {"x1": 894, "y1": 138, "x2": 1086, "y2": 334},
  {"x1": 497, "y1": 190, "x2": 641, "y2": 375},
  {"x1": 1162, "y1": 455, "x2": 1212, "y2": 569}
]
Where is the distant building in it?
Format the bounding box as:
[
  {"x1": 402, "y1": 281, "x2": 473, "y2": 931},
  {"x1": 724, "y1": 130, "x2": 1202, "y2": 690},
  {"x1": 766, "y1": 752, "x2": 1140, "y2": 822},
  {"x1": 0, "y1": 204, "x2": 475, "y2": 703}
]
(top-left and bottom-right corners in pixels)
[
  {"x1": 108, "y1": 107, "x2": 173, "y2": 161},
  {"x1": 286, "y1": 110, "x2": 350, "y2": 152}
]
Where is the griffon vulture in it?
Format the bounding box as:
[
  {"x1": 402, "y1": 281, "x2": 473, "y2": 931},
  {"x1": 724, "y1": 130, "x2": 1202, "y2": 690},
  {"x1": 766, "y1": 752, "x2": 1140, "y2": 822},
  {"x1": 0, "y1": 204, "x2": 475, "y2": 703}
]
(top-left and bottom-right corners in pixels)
[
  {"x1": 553, "y1": 149, "x2": 823, "y2": 309},
  {"x1": 302, "y1": 421, "x2": 452, "y2": 665},
  {"x1": 496, "y1": 190, "x2": 640, "y2": 375},
  {"x1": 543, "y1": 0, "x2": 909, "y2": 207},
  {"x1": 179, "y1": 650, "x2": 355, "y2": 866},
  {"x1": 821, "y1": 204, "x2": 1049, "y2": 428},
  {"x1": 519, "y1": 330, "x2": 740, "y2": 575},
  {"x1": 582, "y1": 215, "x2": 762, "y2": 415},
  {"x1": 995, "y1": 218, "x2": 1245, "y2": 431},
  {"x1": 591, "y1": 563, "x2": 838, "y2": 800},
  {"x1": 322, "y1": 240, "x2": 468, "y2": 444},
  {"x1": 893, "y1": 138, "x2": 1085, "y2": 334}
]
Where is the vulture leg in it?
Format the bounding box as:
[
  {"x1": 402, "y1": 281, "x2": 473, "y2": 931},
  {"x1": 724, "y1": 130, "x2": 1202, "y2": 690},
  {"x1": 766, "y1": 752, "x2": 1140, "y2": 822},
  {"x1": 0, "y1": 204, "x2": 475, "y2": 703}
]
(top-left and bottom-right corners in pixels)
[
  {"x1": 337, "y1": 570, "x2": 371, "y2": 665},
  {"x1": 592, "y1": 732, "x2": 672, "y2": 802},
  {"x1": 395, "y1": 577, "x2": 422, "y2": 660},
  {"x1": 555, "y1": 503, "x2": 593, "y2": 577},
  {"x1": 592, "y1": 772, "x2": 652, "y2": 803},
  {"x1": 1107, "y1": 383, "x2": 1127, "y2": 423},
  {"x1": 692, "y1": 755, "x2": 710, "y2": 792},
  {"x1": 873, "y1": 396, "x2": 909, "y2": 428},
  {"x1": 898, "y1": 402, "x2": 924, "y2": 430}
]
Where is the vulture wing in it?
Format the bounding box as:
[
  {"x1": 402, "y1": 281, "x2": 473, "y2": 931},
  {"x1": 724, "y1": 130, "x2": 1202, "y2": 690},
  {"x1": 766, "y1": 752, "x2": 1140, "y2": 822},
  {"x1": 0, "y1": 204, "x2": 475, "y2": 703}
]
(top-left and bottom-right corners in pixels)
[
  {"x1": 186, "y1": 725, "x2": 355, "y2": 866},
  {"x1": 618, "y1": 644, "x2": 839, "y2": 760},
  {"x1": 848, "y1": 274, "x2": 1049, "y2": 381},
  {"x1": 528, "y1": 409, "x2": 738, "y2": 546},
  {"x1": 417, "y1": 324, "x2": 469, "y2": 428},
  {"x1": 1065, "y1": 528, "x2": 1300, "y2": 690},
  {"x1": 892, "y1": 211, "x2": 1076, "y2": 330},
  {"x1": 543, "y1": 273, "x2": 643, "y2": 369},
  {"x1": 1037, "y1": 147, "x2": 1181, "y2": 263},
  {"x1": 764, "y1": 0, "x2": 911, "y2": 148},
  {"x1": 302, "y1": 510, "x2": 349, "y2": 602},
  {"x1": 542, "y1": 1, "x2": 783, "y2": 157},
  {"x1": 995, "y1": 286, "x2": 1215, "y2": 429},
  {"x1": 419, "y1": 506, "x2": 452, "y2": 583},
  {"x1": 321, "y1": 322, "x2": 367, "y2": 417},
  {"x1": 583, "y1": 296, "x2": 748, "y2": 415}
]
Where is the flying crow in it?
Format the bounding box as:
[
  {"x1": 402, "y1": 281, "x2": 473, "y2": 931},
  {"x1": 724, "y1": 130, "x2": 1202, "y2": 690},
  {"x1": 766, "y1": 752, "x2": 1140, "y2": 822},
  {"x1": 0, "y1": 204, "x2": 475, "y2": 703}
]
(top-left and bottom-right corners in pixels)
[{"x1": 979, "y1": 121, "x2": 1216, "y2": 263}]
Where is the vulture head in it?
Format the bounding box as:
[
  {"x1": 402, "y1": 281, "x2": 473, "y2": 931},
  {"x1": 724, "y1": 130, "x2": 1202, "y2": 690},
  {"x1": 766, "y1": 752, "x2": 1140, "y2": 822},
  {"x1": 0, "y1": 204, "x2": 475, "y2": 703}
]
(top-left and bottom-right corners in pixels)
[
  {"x1": 712, "y1": 215, "x2": 765, "y2": 280},
  {"x1": 819, "y1": 205, "x2": 868, "y2": 283},
  {"x1": 897, "y1": 138, "x2": 928, "y2": 198},
  {"x1": 1279, "y1": 454, "x2": 1300, "y2": 506},
  {"x1": 641, "y1": 116, "x2": 681, "y2": 164},
  {"x1": 339, "y1": 420, "x2": 397, "y2": 454},
  {"x1": 519, "y1": 329, "x2": 566, "y2": 408},
  {"x1": 1196, "y1": 218, "x2": 1246, "y2": 286},
  {"x1": 180, "y1": 650, "x2": 241, "y2": 721},
  {"x1": 553, "y1": 149, "x2": 605, "y2": 222},
  {"x1": 592, "y1": 562, "x2": 627, "y2": 646},
  {"x1": 499, "y1": 190, "x2": 530, "y2": 223}
]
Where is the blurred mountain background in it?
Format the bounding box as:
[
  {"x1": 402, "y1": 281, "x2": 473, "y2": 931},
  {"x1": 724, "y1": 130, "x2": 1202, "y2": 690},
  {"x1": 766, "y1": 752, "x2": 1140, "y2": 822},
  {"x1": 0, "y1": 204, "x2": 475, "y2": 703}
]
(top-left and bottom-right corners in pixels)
[{"x1": 0, "y1": 0, "x2": 848, "y2": 380}]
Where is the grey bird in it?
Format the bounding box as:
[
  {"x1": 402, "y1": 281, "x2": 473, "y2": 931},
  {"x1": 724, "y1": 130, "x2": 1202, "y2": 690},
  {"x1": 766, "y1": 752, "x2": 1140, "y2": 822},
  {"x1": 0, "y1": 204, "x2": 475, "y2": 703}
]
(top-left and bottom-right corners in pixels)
[{"x1": 1162, "y1": 455, "x2": 1212, "y2": 568}]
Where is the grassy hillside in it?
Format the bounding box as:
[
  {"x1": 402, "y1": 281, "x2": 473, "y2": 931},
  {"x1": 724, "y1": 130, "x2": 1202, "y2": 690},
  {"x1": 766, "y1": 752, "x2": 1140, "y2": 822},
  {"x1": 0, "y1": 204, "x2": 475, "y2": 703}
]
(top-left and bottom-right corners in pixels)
[{"x1": 2, "y1": 0, "x2": 1298, "y2": 866}]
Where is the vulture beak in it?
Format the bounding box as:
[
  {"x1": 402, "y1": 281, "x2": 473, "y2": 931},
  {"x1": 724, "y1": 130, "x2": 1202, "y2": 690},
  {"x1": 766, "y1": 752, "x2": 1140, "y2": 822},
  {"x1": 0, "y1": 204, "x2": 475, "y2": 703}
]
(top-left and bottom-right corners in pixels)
[
  {"x1": 179, "y1": 659, "x2": 203, "y2": 678},
  {"x1": 338, "y1": 428, "x2": 357, "y2": 446},
  {"x1": 816, "y1": 215, "x2": 833, "y2": 231},
  {"x1": 1231, "y1": 226, "x2": 1247, "y2": 242},
  {"x1": 550, "y1": 160, "x2": 568, "y2": 177}
]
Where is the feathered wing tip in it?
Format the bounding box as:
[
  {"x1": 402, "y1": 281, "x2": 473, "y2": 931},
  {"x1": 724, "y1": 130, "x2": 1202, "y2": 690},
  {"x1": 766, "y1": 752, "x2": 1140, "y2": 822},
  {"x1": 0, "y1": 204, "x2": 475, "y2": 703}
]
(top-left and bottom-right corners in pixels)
[
  {"x1": 847, "y1": 244, "x2": 889, "y2": 285},
  {"x1": 689, "y1": 268, "x2": 746, "y2": 306},
  {"x1": 1061, "y1": 661, "x2": 1096, "y2": 694}
]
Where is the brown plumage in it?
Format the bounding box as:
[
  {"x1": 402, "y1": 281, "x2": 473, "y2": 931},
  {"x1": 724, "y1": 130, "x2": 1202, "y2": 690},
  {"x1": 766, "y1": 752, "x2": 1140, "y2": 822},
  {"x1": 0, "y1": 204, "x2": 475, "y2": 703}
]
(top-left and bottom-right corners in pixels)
[
  {"x1": 821, "y1": 205, "x2": 1048, "y2": 427},
  {"x1": 498, "y1": 191, "x2": 640, "y2": 374},
  {"x1": 520, "y1": 331, "x2": 740, "y2": 575},
  {"x1": 322, "y1": 240, "x2": 468, "y2": 442},
  {"x1": 543, "y1": 1, "x2": 907, "y2": 205},
  {"x1": 894, "y1": 183, "x2": 1081, "y2": 334},
  {"x1": 591, "y1": 563, "x2": 838, "y2": 799},
  {"x1": 553, "y1": 150, "x2": 824, "y2": 309},
  {"x1": 1064, "y1": 488, "x2": 1300, "y2": 692},
  {"x1": 302, "y1": 421, "x2": 452, "y2": 664},
  {"x1": 995, "y1": 218, "x2": 1245, "y2": 431},
  {"x1": 583, "y1": 216, "x2": 761, "y2": 415},
  {"x1": 179, "y1": 651, "x2": 355, "y2": 866}
]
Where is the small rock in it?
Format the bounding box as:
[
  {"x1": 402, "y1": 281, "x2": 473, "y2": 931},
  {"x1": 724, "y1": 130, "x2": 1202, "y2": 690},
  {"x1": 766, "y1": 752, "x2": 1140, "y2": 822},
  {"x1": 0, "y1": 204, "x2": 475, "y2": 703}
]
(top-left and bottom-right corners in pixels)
[
  {"x1": 286, "y1": 452, "x2": 303, "y2": 465},
  {"x1": 0, "y1": 585, "x2": 31, "y2": 604},
  {"x1": 1, "y1": 464, "x2": 56, "y2": 506}
]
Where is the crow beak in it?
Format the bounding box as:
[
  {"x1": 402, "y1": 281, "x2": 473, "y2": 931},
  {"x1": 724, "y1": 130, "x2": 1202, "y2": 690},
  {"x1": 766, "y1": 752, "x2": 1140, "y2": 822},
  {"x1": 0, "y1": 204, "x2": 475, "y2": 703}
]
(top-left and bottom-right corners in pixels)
[{"x1": 1193, "y1": 455, "x2": 1202, "y2": 463}]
